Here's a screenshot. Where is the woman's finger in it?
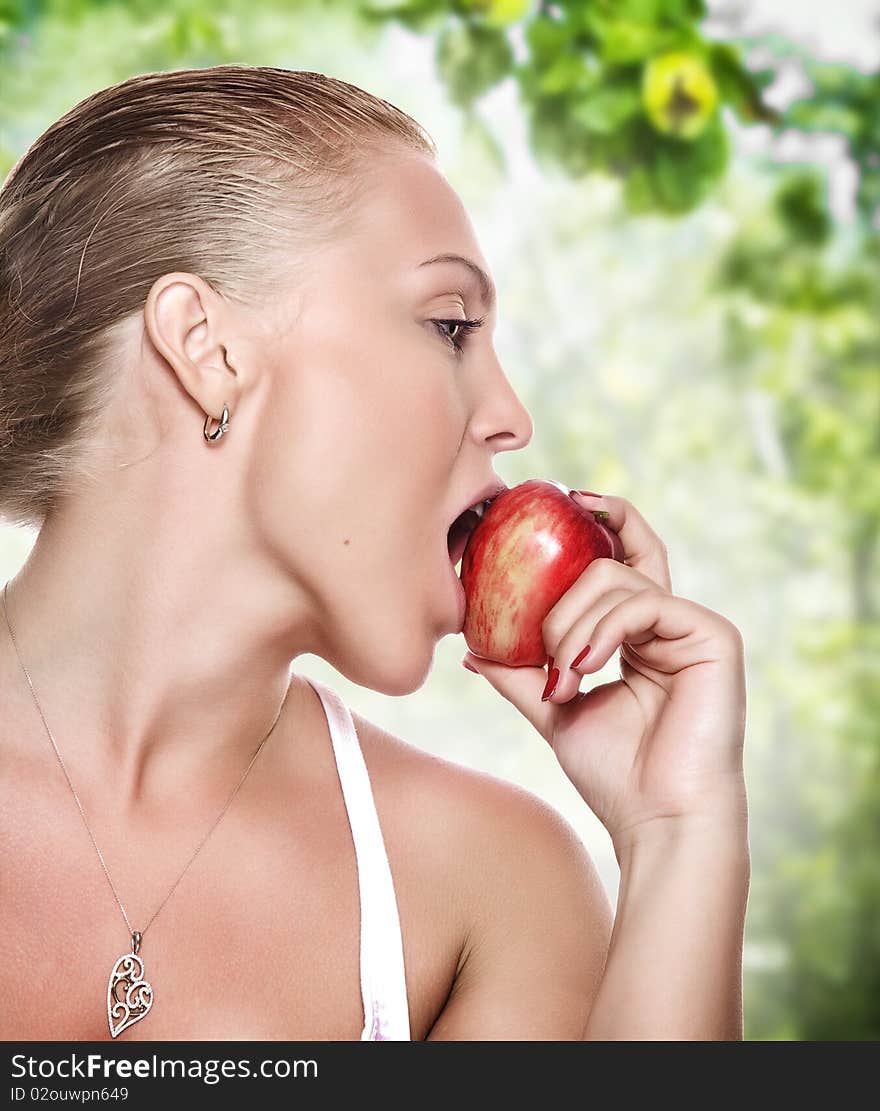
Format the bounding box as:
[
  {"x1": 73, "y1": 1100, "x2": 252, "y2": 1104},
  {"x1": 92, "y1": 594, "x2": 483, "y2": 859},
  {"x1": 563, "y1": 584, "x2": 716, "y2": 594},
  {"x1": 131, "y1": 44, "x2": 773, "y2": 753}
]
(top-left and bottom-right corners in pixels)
[
  {"x1": 543, "y1": 585, "x2": 645, "y2": 703},
  {"x1": 542, "y1": 582, "x2": 653, "y2": 702},
  {"x1": 541, "y1": 556, "x2": 665, "y2": 654},
  {"x1": 461, "y1": 652, "x2": 556, "y2": 740},
  {"x1": 560, "y1": 589, "x2": 734, "y2": 688},
  {"x1": 570, "y1": 491, "x2": 673, "y2": 593}
]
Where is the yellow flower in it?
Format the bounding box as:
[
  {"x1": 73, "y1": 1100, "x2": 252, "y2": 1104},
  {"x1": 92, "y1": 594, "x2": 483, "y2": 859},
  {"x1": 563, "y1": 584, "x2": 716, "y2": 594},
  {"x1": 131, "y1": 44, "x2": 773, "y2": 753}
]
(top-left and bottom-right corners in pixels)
[{"x1": 642, "y1": 51, "x2": 719, "y2": 140}]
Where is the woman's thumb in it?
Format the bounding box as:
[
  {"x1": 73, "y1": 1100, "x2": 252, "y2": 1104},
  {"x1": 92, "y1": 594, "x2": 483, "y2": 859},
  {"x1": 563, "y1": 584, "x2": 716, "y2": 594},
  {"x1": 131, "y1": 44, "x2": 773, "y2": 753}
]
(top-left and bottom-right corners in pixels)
[{"x1": 461, "y1": 651, "x2": 555, "y2": 740}]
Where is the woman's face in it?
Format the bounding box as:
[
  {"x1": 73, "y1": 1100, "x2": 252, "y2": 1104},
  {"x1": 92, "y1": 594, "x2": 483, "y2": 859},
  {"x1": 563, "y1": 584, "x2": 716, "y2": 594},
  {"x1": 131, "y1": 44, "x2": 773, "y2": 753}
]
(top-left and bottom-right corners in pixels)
[{"x1": 250, "y1": 148, "x2": 533, "y2": 693}]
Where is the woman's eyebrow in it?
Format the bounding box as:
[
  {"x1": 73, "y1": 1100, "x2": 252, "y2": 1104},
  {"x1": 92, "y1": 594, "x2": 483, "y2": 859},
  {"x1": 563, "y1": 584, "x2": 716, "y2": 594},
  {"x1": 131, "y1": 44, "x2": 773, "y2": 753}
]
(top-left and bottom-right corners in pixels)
[{"x1": 417, "y1": 253, "x2": 496, "y2": 312}]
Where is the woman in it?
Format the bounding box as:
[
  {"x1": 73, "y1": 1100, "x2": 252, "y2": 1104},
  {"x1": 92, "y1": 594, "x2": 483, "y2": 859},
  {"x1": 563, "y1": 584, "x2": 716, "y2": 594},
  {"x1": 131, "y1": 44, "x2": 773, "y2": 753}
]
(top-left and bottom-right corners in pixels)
[{"x1": 0, "y1": 65, "x2": 749, "y2": 1041}]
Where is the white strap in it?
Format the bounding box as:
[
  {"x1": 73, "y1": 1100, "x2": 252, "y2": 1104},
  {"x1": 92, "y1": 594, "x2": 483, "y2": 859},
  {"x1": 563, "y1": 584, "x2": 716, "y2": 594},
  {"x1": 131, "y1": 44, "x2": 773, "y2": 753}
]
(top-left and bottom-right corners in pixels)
[{"x1": 306, "y1": 676, "x2": 411, "y2": 1040}]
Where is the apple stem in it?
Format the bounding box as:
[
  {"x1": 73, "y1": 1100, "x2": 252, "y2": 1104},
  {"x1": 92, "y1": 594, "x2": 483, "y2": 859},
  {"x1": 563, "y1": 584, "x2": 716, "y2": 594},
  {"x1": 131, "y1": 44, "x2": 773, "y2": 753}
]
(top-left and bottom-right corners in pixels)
[{"x1": 591, "y1": 509, "x2": 610, "y2": 521}]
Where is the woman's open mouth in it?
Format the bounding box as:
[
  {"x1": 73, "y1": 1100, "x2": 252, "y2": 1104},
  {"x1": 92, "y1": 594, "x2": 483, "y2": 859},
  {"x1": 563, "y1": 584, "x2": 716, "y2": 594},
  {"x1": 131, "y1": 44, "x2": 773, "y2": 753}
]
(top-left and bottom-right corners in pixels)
[{"x1": 446, "y1": 498, "x2": 492, "y2": 572}]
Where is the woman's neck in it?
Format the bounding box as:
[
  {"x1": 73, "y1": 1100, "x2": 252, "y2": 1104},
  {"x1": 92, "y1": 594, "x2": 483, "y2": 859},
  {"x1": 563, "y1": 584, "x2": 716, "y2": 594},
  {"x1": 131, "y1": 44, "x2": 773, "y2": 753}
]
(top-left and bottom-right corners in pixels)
[{"x1": 2, "y1": 497, "x2": 314, "y2": 815}]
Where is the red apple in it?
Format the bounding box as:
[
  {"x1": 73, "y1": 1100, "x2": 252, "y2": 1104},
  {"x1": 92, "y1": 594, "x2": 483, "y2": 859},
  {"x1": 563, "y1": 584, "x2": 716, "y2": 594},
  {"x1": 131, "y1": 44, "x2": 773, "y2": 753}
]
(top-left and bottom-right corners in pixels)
[{"x1": 460, "y1": 479, "x2": 626, "y2": 666}]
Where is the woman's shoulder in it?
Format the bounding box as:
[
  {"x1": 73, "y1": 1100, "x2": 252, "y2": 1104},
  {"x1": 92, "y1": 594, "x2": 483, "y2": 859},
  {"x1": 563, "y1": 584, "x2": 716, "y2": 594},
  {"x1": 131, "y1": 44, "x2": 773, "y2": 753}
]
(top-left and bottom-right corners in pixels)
[
  {"x1": 350, "y1": 705, "x2": 602, "y2": 886},
  {"x1": 350, "y1": 706, "x2": 614, "y2": 1039}
]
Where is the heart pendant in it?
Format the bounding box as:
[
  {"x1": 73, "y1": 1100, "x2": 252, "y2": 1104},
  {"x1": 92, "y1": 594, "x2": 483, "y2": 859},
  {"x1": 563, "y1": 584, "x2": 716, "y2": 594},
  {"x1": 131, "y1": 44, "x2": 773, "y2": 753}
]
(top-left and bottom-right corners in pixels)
[{"x1": 107, "y1": 935, "x2": 154, "y2": 1038}]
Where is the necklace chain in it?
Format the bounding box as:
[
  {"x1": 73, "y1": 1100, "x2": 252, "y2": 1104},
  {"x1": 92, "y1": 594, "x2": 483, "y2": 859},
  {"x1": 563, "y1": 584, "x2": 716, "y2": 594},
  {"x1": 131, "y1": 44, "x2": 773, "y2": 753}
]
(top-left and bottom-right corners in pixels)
[{"x1": 2, "y1": 578, "x2": 288, "y2": 941}]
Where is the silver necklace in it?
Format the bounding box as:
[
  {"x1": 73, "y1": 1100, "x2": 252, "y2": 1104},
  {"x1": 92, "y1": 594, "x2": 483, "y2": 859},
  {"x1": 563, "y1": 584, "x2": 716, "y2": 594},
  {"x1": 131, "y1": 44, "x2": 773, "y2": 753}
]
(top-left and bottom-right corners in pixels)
[{"x1": 2, "y1": 579, "x2": 289, "y2": 1039}]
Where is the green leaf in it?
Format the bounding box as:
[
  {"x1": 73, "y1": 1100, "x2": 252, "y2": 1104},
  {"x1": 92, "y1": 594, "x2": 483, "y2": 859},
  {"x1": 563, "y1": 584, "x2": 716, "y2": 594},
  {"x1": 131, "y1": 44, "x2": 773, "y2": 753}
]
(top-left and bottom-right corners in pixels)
[
  {"x1": 0, "y1": 0, "x2": 28, "y2": 29},
  {"x1": 651, "y1": 118, "x2": 728, "y2": 211},
  {"x1": 623, "y1": 165, "x2": 656, "y2": 212},
  {"x1": 358, "y1": 0, "x2": 444, "y2": 33},
  {"x1": 524, "y1": 12, "x2": 577, "y2": 66},
  {"x1": 592, "y1": 17, "x2": 677, "y2": 65},
  {"x1": 571, "y1": 80, "x2": 643, "y2": 134},
  {"x1": 710, "y1": 42, "x2": 779, "y2": 123},
  {"x1": 593, "y1": 0, "x2": 663, "y2": 21},
  {"x1": 436, "y1": 21, "x2": 514, "y2": 107},
  {"x1": 786, "y1": 101, "x2": 863, "y2": 139},
  {"x1": 536, "y1": 52, "x2": 599, "y2": 95},
  {"x1": 774, "y1": 172, "x2": 833, "y2": 246},
  {"x1": 652, "y1": 147, "x2": 703, "y2": 211}
]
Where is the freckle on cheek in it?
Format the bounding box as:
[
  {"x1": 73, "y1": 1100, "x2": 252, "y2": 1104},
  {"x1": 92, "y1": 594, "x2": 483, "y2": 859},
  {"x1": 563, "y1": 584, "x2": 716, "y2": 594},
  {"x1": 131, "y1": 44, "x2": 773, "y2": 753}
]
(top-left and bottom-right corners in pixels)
[{"x1": 343, "y1": 538, "x2": 350, "y2": 546}]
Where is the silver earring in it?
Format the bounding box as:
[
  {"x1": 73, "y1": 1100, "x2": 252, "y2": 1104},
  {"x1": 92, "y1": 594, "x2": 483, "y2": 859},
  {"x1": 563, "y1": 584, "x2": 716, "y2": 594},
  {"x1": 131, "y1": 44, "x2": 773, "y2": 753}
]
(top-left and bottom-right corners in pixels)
[{"x1": 203, "y1": 403, "x2": 230, "y2": 443}]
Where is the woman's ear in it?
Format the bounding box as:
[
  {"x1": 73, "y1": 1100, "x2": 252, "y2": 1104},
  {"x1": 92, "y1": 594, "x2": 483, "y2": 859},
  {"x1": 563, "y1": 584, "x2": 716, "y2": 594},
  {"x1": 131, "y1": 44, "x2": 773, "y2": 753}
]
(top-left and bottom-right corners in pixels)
[{"x1": 142, "y1": 271, "x2": 242, "y2": 420}]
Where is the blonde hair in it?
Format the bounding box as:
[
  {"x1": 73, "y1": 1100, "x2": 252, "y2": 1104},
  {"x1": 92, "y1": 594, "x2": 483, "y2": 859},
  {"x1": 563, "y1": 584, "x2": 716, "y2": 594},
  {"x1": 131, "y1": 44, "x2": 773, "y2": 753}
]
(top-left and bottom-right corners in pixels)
[{"x1": 0, "y1": 64, "x2": 437, "y2": 530}]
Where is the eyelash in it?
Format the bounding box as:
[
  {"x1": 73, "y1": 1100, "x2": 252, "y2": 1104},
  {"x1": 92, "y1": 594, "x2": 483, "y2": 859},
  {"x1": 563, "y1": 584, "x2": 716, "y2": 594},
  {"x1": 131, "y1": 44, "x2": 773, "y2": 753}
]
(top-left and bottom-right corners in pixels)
[{"x1": 431, "y1": 316, "x2": 486, "y2": 355}]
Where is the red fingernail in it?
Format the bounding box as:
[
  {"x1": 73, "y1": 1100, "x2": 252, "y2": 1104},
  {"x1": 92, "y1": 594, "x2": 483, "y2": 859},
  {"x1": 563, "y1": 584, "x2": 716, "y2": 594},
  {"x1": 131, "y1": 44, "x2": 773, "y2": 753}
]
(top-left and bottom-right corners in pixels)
[
  {"x1": 572, "y1": 644, "x2": 592, "y2": 667},
  {"x1": 541, "y1": 658, "x2": 560, "y2": 701},
  {"x1": 462, "y1": 660, "x2": 478, "y2": 674},
  {"x1": 571, "y1": 490, "x2": 602, "y2": 497}
]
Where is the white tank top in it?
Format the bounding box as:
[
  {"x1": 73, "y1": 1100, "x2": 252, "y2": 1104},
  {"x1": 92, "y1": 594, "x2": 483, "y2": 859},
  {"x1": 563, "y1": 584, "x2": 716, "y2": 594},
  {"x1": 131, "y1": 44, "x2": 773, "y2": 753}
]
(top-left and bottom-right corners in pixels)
[{"x1": 305, "y1": 675, "x2": 411, "y2": 1041}]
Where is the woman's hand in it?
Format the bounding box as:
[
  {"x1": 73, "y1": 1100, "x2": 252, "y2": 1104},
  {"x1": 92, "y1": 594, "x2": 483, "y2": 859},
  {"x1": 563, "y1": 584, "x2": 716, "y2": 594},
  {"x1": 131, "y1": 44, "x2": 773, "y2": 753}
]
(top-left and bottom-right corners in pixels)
[{"x1": 461, "y1": 492, "x2": 748, "y2": 856}]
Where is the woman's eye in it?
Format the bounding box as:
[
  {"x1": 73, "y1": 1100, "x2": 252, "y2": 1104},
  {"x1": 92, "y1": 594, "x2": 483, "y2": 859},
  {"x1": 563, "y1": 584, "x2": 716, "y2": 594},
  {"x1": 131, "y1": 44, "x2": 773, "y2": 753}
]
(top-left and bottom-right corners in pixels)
[{"x1": 431, "y1": 316, "x2": 486, "y2": 355}]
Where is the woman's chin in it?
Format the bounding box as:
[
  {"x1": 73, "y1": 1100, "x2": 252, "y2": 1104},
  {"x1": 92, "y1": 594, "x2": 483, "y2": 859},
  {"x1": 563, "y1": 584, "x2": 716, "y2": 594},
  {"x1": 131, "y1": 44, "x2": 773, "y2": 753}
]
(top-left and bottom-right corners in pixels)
[
  {"x1": 366, "y1": 658, "x2": 433, "y2": 698},
  {"x1": 333, "y1": 625, "x2": 435, "y2": 697}
]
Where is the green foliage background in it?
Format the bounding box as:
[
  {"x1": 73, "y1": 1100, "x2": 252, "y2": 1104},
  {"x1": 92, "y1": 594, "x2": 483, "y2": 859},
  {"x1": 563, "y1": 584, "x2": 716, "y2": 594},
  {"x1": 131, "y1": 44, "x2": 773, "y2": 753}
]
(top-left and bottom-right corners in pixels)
[{"x1": 1, "y1": 0, "x2": 877, "y2": 1039}]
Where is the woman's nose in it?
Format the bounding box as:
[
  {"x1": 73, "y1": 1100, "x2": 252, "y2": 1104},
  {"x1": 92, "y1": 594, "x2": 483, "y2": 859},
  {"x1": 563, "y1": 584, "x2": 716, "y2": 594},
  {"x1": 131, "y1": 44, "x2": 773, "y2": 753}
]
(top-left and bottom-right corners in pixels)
[{"x1": 472, "y1": 361, "x2": 534, "y2": 454}]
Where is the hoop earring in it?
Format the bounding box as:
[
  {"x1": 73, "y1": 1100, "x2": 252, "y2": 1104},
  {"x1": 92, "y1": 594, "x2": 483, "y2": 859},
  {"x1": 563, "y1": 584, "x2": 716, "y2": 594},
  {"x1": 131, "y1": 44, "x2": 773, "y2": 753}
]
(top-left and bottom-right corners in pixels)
[{"x1": 203, "y1": 403, "x2": 230, "y2": 443}]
